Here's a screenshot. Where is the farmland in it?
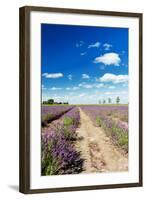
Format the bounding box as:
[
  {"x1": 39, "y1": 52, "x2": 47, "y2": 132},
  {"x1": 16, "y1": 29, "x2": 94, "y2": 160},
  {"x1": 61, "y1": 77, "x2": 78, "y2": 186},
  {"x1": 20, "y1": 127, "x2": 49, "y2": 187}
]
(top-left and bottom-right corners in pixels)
[{"x1": 41, "y1": 105, "x2": 128, "y2": 175}]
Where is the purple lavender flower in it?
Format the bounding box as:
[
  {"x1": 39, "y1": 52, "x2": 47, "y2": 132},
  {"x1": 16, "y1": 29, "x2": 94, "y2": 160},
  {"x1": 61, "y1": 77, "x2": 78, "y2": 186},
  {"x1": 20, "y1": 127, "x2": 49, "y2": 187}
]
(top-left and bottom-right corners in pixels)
[{"x1": 41, "y1": 107, "x2": 83, "y2": 175}]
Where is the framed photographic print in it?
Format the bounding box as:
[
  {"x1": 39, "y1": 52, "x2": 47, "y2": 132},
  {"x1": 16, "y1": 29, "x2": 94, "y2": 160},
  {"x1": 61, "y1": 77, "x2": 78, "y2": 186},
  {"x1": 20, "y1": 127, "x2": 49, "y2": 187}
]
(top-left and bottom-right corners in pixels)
[{"x1": 19, "y1": 6, "x2": 143, "y2": 194}]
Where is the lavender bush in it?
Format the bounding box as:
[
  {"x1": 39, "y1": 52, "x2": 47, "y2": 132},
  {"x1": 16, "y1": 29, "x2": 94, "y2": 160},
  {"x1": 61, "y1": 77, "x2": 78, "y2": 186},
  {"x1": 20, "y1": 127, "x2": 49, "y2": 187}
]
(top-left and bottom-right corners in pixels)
[
  {"x1": 42, "y1": 105, "x2": 74, "y2": 126},
  {"x1": 41, "y1": 107, "x2": 84, "y2": 175},
  {"x1": 81, "y1": 105, "x2": 128, "y2": 152}
]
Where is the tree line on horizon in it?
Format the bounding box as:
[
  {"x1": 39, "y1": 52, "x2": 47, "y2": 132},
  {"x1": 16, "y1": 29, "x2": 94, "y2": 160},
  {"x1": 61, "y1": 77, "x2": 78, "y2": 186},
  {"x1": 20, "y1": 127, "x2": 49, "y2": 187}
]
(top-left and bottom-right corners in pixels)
[
  {"x1": 42, "y1": 99, "x2": 69, "y2": 105},
  {"x1": 42, "y1": 96, "x2": 121, "y2": 105},
  {"x1": 98, "y1": 96, "x2": 120, "y2": 105}
]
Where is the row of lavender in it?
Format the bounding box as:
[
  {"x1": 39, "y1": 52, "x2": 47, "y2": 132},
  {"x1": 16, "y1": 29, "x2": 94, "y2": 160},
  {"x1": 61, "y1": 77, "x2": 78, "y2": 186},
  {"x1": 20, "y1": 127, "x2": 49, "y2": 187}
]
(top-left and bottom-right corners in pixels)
[
  {"x1": 41, "y1": 107, "x2": 84, "y2": 175},
  {"x1": 42, "y1": 105, "x2": 74, "y2": 126},
  {"x1": 81, "y1": 106, "x2": 128, "y2": 153}
]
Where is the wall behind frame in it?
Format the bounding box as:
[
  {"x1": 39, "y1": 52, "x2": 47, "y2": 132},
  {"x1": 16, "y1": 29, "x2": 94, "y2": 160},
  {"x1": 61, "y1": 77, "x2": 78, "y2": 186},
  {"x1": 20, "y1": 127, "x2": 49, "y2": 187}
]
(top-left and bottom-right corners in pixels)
[{"x1": 0, "y1": 0, "x2": 145, "y2": 199}]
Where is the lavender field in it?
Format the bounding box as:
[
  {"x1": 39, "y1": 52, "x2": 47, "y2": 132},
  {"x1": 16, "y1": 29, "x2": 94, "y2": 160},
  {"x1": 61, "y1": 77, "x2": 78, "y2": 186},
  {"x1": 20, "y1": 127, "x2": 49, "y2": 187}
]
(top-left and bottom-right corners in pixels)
[
  {"x1": 81, "y1": 105, "x2": 128, "y2": 152},
  {"x1": 41, "y1": 105, "x2": 128, "y2": 175}
]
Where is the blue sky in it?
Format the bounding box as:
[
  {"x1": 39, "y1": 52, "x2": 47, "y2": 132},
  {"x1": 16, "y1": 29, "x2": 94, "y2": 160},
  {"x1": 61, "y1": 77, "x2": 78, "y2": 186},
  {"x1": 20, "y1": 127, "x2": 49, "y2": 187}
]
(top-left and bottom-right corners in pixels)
[{"x1": 41, "y1": 24, "x2": 128, "y2": 104}]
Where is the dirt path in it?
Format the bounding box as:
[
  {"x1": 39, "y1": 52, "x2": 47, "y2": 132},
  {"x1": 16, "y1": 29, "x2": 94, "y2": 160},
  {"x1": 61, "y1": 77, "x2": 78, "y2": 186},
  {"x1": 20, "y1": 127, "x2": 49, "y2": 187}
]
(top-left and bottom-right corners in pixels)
[{"x1": 76, "y1": 108, "x2": 128, "y2": 173}]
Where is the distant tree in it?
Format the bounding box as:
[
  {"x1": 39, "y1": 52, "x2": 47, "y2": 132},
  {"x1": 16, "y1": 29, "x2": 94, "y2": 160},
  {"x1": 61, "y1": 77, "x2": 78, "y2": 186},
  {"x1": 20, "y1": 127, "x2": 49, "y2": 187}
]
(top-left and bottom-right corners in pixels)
[
  {"x1": 98, "y1": 100, "x2": 101, "y2": 104},
  {"x1": 43, "y1": 99, "x2": 69, "y2": 105},
  {"x1": 116, "y1": 96, "x2": 120, "y2": 104},
  {"x1": 64, "y1": 102, "x2": 69, "y2": 104},
  {"x1": 47, "y1": 99, "x2": 54, "y2": 104},
  {"x1": 108, "y1": 98, "x2": 112, "y2": 104},
  {"x1": 103, "y1": 99, "x2": 106, "y2": 104}
]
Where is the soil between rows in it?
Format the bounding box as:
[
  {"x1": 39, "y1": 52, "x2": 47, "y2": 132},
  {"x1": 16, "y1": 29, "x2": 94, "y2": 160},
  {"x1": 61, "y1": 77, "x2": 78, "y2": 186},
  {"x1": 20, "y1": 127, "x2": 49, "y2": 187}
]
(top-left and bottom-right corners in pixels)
[{"x1": 75, "y1": 107, "x2": 128, "y2": 173}]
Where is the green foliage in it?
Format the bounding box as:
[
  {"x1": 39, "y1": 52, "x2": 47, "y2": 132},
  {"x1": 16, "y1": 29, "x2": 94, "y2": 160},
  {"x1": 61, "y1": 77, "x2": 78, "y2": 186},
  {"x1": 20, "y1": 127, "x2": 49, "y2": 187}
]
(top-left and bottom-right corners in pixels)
[
  {"x1": 42, "y1": 99, "x2": 69, "y2": 105},
  {"x1": 103, "y1": 99, "x2": 106, "y2": 104},
  {"x1": 42, "y1": 141, "x2": 60, "y2": 175},
  {"x1": 111, "y1": 125, "x2": 128, "y2": 150},
  {"x1": 63, "y1": 117, "x2": 73, "y2": 126},
  {"x1": 108, "y1": 98, "x2": 112, "y2": 104},
  {"x1": 95, "y1": 116, "x2": 128, "y2": 152},
  {"x1": 116, "y1": 96, "x2": 120, "y2": 104},
  {"x1": 96, "y1": 116, "x2": 102, "y2": 127},
  {"x1": 47, "y1": 99, "x2": 54, "y2": 104},
  {"x1": 62, "y1": 126, "x2": 71, "y2": 139},
  {"x1": 42, "y1": 113, "x2": 54, "y2": 121},
  {"x1": 118, "y1": 133, "x2": 128, "y2": 147},
  {"x1": 98, "y1": 100, "x2": 101, "y2": 104}
]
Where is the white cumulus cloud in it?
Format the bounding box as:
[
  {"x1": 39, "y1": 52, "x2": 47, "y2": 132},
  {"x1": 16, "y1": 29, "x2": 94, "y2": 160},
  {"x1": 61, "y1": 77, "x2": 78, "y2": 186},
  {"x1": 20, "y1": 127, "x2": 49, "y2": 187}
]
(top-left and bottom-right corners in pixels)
[
  {"x1": 103, "y1": 43, "x2": 112, "y2": 50},
  {"x1": 80, "y1": 52, "x2": 86, "y2": 56},
  {"x1": 79, "y1": 82, "x2": 104, "y2": 89},
  {"x1": 76, "y1": 41, "x2": 84, "y2": 47},
  {"x1": 79, "y1": 93, "x2": 86, "y2": 97},
  {"x1": 99, "y1": 73, "x2": 128, "y2": 84},
  {"x1": 88, "y1": 41, "x2": 100, "y2": 48},
  {"x1": 42, "y1": 73, "x2": 63, "y2": 78},
  {"x1": 96, "y1": 83, "x2": 104, "y2": 88},
  {"x1": 94, "y1": 52, "x2": 121, "y2": 66},
  {"x1": 66, "y1": 87, "x2": 71, "y2": 90},
  {"x1": 82, "y1": 74, "x2": 90, "y2": 79},
  {"x1": 79, "y1": 83, "x2": 93, "y2": 89},
  {"x1": 108, "y1": 86, "x2": 116, "y2": 89},
  {"x1": 50, "y1": 87, "x2": 62, "y2": 90},
  {"x1": 72, "y1": 87, "x2": 79, "y2": 90},
  {"x1": 68, "y1": 74, "x2": 72, "y2": 80}
]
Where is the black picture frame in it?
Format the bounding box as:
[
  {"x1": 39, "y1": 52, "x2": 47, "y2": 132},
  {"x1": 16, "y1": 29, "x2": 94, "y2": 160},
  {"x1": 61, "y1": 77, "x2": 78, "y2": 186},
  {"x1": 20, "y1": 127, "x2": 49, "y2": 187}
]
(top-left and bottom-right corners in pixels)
[{"x1": 19, "y1": 6, "x2": 143, "y2": 194}]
